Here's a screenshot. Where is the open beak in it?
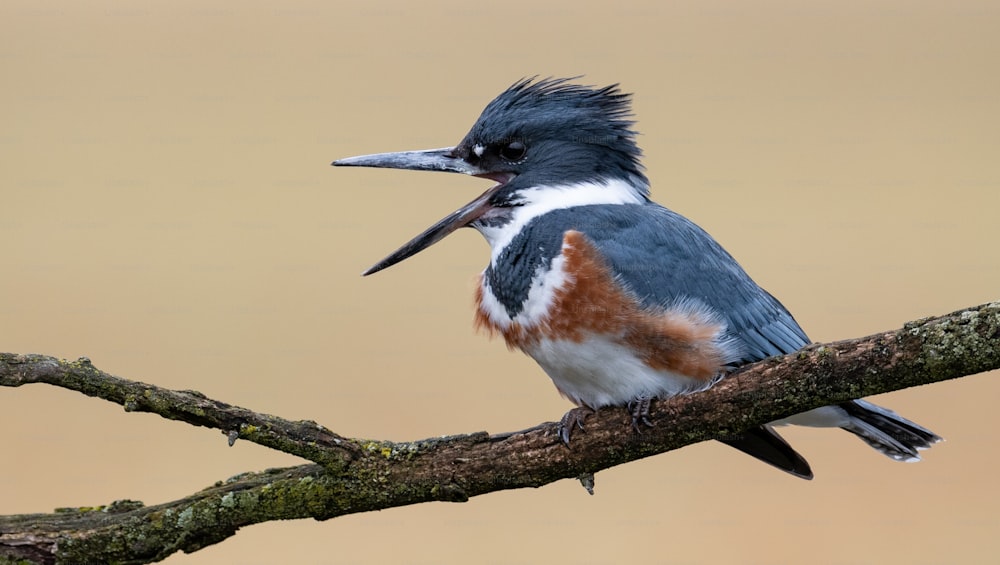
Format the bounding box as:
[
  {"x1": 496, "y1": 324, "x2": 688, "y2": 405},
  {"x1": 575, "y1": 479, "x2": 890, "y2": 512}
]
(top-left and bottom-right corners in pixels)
[{"x1": 332, "y1": 148, "x2": 511, "y2": 275}]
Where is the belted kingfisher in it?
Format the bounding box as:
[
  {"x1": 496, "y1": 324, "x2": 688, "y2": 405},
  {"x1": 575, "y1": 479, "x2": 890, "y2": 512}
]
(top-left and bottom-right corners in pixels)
[{"x1": 334, "y1": 77, "x2": 940, "y2": 479}]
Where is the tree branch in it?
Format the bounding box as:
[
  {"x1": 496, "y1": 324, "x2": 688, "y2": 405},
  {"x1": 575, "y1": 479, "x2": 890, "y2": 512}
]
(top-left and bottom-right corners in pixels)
[
  {"x1": 0, "y1": 354, "x2": 360, "y2": 471},
  {"x1": 1, "y1": 301, "x2": 998, "y2": 564}
]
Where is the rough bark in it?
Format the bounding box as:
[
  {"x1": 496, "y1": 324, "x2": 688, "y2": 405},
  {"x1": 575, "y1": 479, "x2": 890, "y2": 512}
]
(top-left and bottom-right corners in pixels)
[{"x1": 1, "y1": 301, "x2": 998, "y2": 564}]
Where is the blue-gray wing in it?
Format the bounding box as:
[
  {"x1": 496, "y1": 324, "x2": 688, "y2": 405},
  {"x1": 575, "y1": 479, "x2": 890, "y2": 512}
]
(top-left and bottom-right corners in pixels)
[{"x1": 573, "y1": 204, "x2": 810, "y2": 364}]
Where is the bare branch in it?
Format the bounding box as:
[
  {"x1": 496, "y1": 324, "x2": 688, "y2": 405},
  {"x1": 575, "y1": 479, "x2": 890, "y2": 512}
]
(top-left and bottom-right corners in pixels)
[
  {"x1": 0, "y1": 354, "x2": 360, "y2": 470},
  {"x1": 1, "y1": 301, "x2": 998, "y2": 564}
]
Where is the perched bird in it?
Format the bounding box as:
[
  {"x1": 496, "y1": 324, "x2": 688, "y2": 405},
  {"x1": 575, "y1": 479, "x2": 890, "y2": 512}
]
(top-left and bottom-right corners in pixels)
[{"x1": 333, "y1": 77, "x2": 940, "y2": 479}]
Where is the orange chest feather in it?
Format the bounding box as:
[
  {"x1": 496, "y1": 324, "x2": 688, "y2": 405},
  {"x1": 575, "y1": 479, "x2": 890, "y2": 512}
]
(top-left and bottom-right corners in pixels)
[{"x1": 473, "y1": 230, "x2": 727, "y2": 380}]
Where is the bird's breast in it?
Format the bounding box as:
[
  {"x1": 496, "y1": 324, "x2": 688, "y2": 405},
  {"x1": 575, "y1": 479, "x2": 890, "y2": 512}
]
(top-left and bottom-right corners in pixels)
[{"x1": 474, "y1": 230, "x2": 733, "y2": 387}]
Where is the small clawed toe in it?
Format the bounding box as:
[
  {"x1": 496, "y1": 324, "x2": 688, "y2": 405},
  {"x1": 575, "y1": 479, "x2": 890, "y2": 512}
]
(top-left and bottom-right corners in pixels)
[
  {"x1": 558, "y1": 407, "x2": 593, "y2": 445},
  {"x1": 627, "y1": 396, "x2": 654, "y2": 431}
]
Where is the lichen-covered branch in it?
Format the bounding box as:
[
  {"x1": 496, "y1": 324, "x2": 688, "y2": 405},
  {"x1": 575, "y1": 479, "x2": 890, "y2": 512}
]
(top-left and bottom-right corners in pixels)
[
  {"x1": 0, "y1": 354, "x2": 360, "y2": 471},
  {"x1": 1, "y1": 301, "x2": 998, "y2": 564}
]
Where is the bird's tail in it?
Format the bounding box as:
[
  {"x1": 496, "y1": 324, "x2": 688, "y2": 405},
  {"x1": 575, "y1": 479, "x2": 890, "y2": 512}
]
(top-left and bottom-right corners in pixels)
[
  {"x1": 720, "y1": 425, "x2": 814, "y2": 480},
  {"x1": 838, "y1": 399, "x2": 942, "y2": 461}
]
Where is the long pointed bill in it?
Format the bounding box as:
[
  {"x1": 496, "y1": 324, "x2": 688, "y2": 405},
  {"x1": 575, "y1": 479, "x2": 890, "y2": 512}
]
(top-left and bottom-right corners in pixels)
[
  {"x1": 360, "y1": 186, "x2": 500, "y2": 275},
  {"x1": 332, "y1": 147, "x2": 508, "y2": 276},
  {"x1": 332, "y1": 147, "x2": 483, "y2": 175}
]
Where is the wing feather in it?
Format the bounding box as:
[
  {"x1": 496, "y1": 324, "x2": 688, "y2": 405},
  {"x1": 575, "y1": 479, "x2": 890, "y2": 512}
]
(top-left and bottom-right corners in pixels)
[{"x1": 556, "y1": 204, "x2": 810, "y2": 364}]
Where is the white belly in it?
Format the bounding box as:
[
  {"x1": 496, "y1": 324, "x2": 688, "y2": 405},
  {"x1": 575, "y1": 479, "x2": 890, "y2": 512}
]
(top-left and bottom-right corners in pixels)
[{"x1": 523, "y1": 333, "x2": 715, "y2": 409}]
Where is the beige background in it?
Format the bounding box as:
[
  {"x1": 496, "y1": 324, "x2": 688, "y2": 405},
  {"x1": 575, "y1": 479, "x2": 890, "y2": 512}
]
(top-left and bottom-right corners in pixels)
[{"x1": 3, "y1": 1, "x2": 999, "y2": 563}]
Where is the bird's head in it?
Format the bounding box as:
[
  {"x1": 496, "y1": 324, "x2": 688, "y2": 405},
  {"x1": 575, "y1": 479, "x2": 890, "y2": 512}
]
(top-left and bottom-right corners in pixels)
[{"x1": 333, "y1": 77, "x2": 648, "y2": 274}]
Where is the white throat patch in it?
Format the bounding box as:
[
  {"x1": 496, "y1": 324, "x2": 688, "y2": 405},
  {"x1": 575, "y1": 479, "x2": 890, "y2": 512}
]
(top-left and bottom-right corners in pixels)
[
  {"x1": 473, "y1": 178, "x2": 646, "y2": 261},
  {"x1": 473, "y1": 178, "x2": 646, "y2": 329}
]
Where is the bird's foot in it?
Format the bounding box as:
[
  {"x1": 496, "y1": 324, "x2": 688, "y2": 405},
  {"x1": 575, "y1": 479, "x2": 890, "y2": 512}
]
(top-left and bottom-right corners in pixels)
[
  {"x1": 558, "y1": 406, "x2": 593, "y2": 446},
  {"x1": 627, "y1": 396, "x2": 654, "y2": 432}
]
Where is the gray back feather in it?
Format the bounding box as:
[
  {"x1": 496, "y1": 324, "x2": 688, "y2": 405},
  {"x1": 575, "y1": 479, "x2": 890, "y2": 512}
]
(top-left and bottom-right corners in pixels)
[{"x1": 499, "y1": 203, "x2": 810, "y2": 364}]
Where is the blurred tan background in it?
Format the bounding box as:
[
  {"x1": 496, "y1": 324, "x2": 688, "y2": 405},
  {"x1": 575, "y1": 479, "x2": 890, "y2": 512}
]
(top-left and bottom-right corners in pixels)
[{"x1": 3, "y1": 1, "x2": 999, "y2": 563}]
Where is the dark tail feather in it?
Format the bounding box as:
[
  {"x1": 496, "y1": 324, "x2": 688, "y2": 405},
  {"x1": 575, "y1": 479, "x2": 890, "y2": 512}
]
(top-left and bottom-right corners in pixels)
[
  {"x1": 839, "y1": 400, "x2": 942, "y2": 461},
  {"x1": 720, "y1": 425, "x2": 813, "y2": 480}
]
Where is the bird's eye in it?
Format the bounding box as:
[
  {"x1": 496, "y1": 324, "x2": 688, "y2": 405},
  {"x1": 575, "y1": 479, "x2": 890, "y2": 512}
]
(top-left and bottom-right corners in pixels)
[{"x1": 499, "y1": 140, "x2": 526, "y2": 162}]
